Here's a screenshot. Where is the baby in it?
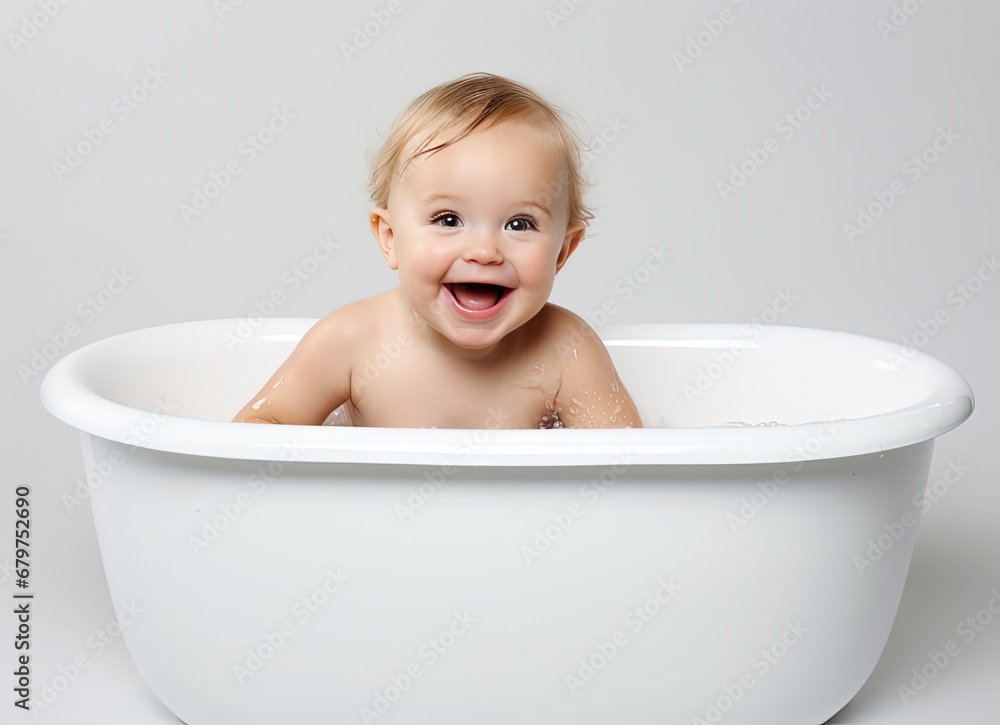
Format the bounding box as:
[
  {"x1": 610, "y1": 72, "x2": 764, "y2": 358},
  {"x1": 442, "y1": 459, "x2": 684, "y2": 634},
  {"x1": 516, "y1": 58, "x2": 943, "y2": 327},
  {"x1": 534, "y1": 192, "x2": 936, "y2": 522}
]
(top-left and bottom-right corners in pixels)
[{"x1": 233, "y1": 72, "x2": 643, "y2": 429}]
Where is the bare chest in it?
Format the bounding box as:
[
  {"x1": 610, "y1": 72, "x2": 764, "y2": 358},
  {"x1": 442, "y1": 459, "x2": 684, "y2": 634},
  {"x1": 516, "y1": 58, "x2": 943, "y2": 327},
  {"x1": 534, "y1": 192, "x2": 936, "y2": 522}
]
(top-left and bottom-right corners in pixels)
[{"x1": 349, "y1": 346, "x2": 560, "y2": 429}]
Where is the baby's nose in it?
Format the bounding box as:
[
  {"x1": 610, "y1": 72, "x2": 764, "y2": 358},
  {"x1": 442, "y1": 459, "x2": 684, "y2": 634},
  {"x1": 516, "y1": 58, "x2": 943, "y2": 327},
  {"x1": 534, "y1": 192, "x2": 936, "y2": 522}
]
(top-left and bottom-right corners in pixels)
[{"x1": 462, "y1": 230, "x2": 504, "y2": 264}]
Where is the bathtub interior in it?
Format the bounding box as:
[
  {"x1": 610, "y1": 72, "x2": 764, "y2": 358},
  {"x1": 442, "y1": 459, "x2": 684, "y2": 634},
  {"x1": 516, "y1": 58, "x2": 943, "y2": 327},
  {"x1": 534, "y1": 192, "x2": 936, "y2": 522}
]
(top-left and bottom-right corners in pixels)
[
  {"x1": 605, "y1": 335, "x2": 931, "y2": 427},
  {"x1": 72, "y1": 319, "x2": 939, "y2": 429}
]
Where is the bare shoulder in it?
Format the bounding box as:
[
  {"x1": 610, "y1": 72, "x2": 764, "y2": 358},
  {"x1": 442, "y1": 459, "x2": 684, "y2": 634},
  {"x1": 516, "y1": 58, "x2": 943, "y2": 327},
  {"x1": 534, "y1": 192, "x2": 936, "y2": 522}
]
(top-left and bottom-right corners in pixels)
[
  {"x1": 276, "y1": 290, "x2": 401, "y2": 393},
  {"x1": 231, "y1": 294, "x2": 393, "y2": 425},
  {"x1": 308, "y1": 289, "x2": 398, "y2": 348},
  {"x1": 533, "y1": 304, "x2": 644, "y2": 428},
  {"x1": 527, "y1": 303, "x2": 604, "y2": 357}
]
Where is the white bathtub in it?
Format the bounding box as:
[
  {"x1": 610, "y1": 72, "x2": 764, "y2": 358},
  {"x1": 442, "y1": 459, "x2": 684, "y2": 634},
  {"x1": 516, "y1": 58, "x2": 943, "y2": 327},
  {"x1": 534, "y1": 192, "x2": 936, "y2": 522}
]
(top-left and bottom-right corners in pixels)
[{"x1": 40, "y1": 318, "x2": 973, "y2": 725}]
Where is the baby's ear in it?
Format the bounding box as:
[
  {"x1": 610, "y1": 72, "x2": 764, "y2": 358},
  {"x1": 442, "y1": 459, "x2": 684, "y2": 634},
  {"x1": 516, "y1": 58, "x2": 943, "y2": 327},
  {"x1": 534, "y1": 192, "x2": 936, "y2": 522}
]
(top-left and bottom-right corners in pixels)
[
  {"x1": 369, "y1": 207, "x2": 397, "y2": 270},
  {"x1": 555, "y1": 221, "x2": 586, "y2": 273}
]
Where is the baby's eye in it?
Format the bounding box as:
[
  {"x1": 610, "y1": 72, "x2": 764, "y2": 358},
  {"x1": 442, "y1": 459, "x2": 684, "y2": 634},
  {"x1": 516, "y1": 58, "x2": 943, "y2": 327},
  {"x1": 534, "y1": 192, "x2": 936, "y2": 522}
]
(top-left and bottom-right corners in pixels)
[
  {"x1": 431, "y1": 212, "x2": 462, "y2": 228},
  {"x1": 506, "y1": 217, "x2": 537, "y2": 232}
]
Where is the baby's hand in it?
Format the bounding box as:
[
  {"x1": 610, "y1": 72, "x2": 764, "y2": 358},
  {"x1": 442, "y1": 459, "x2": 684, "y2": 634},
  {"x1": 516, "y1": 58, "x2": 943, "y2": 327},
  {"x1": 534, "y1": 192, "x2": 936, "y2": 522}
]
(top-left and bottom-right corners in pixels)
[{"x1": 549, "y1": 309, "x2": 643, "y2": 428}]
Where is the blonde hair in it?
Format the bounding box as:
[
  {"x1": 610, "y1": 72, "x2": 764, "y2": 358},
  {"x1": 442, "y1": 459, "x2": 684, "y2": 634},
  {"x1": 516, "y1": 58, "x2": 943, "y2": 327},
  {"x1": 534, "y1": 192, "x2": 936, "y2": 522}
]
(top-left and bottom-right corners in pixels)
[{"x1": 368, "y1": 72, "x2": 594, "y2": 229}]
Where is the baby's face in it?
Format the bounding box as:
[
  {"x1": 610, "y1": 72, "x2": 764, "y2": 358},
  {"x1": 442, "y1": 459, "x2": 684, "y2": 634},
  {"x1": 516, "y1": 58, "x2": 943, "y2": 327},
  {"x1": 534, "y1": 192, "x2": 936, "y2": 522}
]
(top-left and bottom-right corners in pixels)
[{"x1": 371, "y1": 120, "x2": 584, "y2": 355}]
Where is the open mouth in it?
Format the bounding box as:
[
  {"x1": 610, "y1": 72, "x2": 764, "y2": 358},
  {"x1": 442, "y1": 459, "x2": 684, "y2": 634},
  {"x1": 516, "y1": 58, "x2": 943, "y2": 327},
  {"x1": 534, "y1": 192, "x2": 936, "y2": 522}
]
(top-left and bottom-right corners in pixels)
[{"x1": 446, "y1": 282, "x2": 511, "y2": 311}]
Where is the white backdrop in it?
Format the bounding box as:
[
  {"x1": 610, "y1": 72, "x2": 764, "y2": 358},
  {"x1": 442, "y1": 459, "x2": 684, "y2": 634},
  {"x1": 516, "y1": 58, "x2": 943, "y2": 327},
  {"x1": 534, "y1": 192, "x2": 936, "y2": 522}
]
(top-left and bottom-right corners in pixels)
[{"x1": 1, "y1": 0, "x2": 997, "y2": 722}]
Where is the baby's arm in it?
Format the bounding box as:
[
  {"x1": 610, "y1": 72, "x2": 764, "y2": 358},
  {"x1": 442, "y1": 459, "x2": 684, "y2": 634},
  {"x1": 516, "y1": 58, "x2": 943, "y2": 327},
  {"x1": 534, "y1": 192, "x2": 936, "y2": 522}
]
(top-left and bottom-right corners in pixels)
[
  {"x1": 550, "y1": 310, "x2": 644, "y2": 429},
  {"x1": 231, "y1": 309, "x2": 354, "y2": 425}
]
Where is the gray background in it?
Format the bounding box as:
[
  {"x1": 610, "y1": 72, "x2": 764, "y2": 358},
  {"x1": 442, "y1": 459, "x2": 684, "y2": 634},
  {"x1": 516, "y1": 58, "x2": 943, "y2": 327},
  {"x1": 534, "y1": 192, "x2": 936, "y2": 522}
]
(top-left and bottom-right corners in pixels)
[{"x1": 2, "y1": 0, "x2": 997, "y2": 722}]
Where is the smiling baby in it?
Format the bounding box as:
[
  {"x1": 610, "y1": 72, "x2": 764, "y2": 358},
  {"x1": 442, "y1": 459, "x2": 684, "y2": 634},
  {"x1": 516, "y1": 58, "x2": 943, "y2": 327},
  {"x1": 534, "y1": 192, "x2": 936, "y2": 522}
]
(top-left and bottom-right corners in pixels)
[{"x1": 232, "y1": 72, "x2": 643, "y2": 429}]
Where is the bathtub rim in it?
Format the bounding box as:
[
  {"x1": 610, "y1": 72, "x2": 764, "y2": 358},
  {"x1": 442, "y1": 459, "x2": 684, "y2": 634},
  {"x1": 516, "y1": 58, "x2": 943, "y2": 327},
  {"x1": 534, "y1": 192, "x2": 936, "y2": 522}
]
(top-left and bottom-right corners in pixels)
[{"x1": 39, "y1": 317, "x2": 974, "y2": 467}]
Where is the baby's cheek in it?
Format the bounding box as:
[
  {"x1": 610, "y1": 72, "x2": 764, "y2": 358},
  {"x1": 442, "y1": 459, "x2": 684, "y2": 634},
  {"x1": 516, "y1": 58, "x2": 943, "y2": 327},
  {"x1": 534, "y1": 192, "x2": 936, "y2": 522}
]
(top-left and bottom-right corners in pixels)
[{"x1": 514, "y1": 247, "x2": 556, "y2": 278}]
